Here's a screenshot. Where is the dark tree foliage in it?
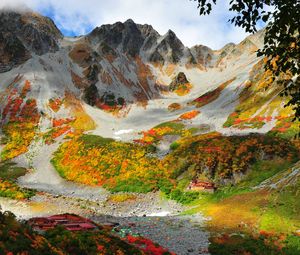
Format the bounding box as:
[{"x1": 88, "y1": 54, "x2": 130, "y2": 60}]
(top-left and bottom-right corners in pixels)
[{"x1": 194, "y1": 0, "x2": 300, "y2": 121}]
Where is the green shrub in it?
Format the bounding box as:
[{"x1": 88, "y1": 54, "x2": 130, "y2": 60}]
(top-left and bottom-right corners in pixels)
[
  {"x1": 155, "y1": 121, "x2": 184, "y2": 131},
  {"x1": 283, "y1": 235, "x2": 300, "y2": 255},
  {"x1": 170, "y1": 141, "x2": 180, "y2": 150},
  {"x1": 79, "y1": 135, "x2": 114, "y2": 148},
  {"x1": 157, "y1": 179, "x2": 174, "y2": 194},
  {"x1": 0, "y1": 162, "x2": 27, "y2": 181},
  {"x1": 168, "y1": 189, "x2": 200, "y2": 204}
]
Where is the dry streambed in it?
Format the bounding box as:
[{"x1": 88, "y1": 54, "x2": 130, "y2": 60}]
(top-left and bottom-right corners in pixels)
[{"x1": 0, "y1": 191, "x2": 211, "y2": 255}]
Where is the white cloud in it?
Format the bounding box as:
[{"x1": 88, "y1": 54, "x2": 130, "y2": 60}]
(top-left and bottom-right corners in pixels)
[{"x1": 0, "y1": 0, "x2": 251, "y2": 49}]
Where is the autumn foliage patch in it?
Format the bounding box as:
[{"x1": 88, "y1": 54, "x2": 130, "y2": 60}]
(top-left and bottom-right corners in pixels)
[
  {"x1": 164, "y1": 133, "x2": 298, "y2": 181},
  {"x1": 179, "y1": 110, "x2": 200, "y2": 120},
  {"x1": 1, "y1": 80, "x2": 40, "y2": 160},
  {"x1": 52, "y1": 134, "x2": 173, "y2": 192}
]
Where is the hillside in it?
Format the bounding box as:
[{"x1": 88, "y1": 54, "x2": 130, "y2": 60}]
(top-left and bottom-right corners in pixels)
[{"x1": 0, "y1": 8, "x2": 299, "y2": 255}]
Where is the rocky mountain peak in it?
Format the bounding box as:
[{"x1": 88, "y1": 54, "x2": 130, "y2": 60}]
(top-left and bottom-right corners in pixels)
[
  {"x1": 165, "y1": 29, "x2": 176, "y2": 39},
  {"x1": 147, "y1": 28, "x2": 187, "y2": 64},
  {"x1": 0, "y1": 10, "x2": 62, "y2": 72},
  {"x1": 88, "y1": 20, "x2": 190, "y2": 63},
  {"x1": 0, "y1": 10, "x2": 62, "y2": 52},
  {"x1": 88, "y1": 19, "x2": 147, "y2": 57},
  {"x1": 124, "y1": 18, "x2": 135, "y2": 24}
]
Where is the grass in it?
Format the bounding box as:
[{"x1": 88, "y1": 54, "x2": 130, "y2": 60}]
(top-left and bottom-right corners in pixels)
[
  {"x1": 50, "y1": 157, "x2": 66, "y2": 178},
  {"x1": 79, "y1": 134, "x2": 114, "y2": 148},
  {"x1": 0, "y1": 162, "x2": 27, "y2": 181},
  {"x1": 178, "y1": 158, "x2": 300, "y2": 254},
  {"x1": 169, "y1": 141, "x2": 180, "y2": 150},
  {"x1": 168, "y1": 188, "x2": 200, "y2": 204},
  {"x1": 154, "y1": 121, "x2": 185, "y2": 133},
  {"x1": 259, "y1": 179, "x2": 300, "y2": 233},
  {"x1": 0, "y1": 161, "x2": 35, "y2": 199}
]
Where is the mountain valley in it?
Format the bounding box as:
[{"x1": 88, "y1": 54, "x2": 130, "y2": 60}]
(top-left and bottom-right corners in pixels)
[{"x1": 0, "y1": 9, "x2": 299, "y2": 255}]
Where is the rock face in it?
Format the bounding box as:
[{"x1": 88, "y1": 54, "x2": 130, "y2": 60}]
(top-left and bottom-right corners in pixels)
[
  {"x1": 190, "y1": 45, "x2": 214, "y2": 68},
  {"x1": 88, "y1": 20, "x2": 195, "y2": 65},
  {"x1": 89, "y1": 19, "x2": 146, "y2": 57},
  {"x1": 0, "y1": 10, "x2": 62, "y2": 72},
  {"x1": 169, "y1": 72, "x2": 189, "y2": 91},
  {"x1": 0, "y1": 9, "x2": 266, "y2": 120},
  {"x1": 0, "y1": 32, "x2": 30, "y2": 72},
  {"x1": 149, "y1": 30, "x2": 185, "y2": 64}
]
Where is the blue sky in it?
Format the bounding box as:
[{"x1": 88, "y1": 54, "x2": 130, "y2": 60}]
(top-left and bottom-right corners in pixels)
[{"x1": 0, "y1": 0, "x2": 254, "y2": 49}]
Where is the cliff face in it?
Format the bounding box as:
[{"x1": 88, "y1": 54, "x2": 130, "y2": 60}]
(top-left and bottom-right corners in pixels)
[
  {"x1": 0, "y1": 9, "x2": 294, "y2": 147},
  {"x1": 0, "y1": 10, "x2": 264, "y2": 106},
  {"x1": 0, "y1": 11, "x2": 62, "y2": 72}
]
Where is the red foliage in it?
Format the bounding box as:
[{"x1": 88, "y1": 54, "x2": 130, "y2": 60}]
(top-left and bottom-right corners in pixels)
[
  {"x1": 98, "y1": 103, "x2": 113, "y2": 111},
  {"x1": 52, "y1": 118, "x2": 73, "y2": 127},
  {"x1": 145, "y1": 129, "x2": 157, "y2": 136},
  {"x1": 265, "y1": 116, "x2": 272, "y2": 122},
  {"x1": 276, "y1": 128, "x2": 287, "y2": 133},
  {"x1": 21, "y1": 80, "x2": 31, "y2": 98},
  {"x1": 97, "y1": 244, "x2": 105, "y2": 251},
  {"x1": 126, "y1": 235, "x2": 175, "y2": 255},
  {"x1": 1, "y1": 81, "x2": 38, "y2": 123},
  {"x1": 203, "y1": 146, "x2": 222, "y2": 153},
  {"x1": 51, "y1": 126, "x2": 71, "y2": 139},
  {"x1": 49, "y1": 98, "x2": 63, "y2": 112}
]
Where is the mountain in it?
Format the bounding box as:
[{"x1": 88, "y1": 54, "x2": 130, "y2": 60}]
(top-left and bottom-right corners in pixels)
[
  {"x1": 0, "y1": 11, "x2": 62, "y2": 72},
  {"x1": 0, "y1": 10, "x2": 298, "y2": 186},
  {"x1": 0, "y1": 9, "x2": 299, "y2": 254}
]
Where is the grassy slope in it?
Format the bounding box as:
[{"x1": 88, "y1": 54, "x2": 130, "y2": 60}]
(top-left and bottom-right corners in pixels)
[
  {"x1": 222, "y1": 60, "x2": 299, "y2": 138},
  {"x1": 51, "y1": 134, "x2": 172, "y2": 193},
  {"x1": 182, "y1": 159, "x2": 300, "y2": 254},
  {"x1": 0, "y1": 161, "x2": 35, "y2": 199}
]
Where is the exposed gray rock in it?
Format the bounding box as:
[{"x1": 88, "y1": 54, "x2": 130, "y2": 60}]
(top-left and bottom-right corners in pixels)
[
  {"x1": 190, "y1": 44, "x2": 214, "y2": 67},
  {"x1": 0, "y1": 10, "x2": 62, "y2": 72},
  {"x1": 88, "y1": 19, "x2": 146, "y2": 57},
  {"x1": 169, "y1": 72, "x2": 189, "y2": 91}
]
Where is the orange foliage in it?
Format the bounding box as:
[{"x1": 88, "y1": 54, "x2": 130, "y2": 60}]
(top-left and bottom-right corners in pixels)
[
  {"x1": 21, "y1": 80, "x2": 31, "y2": 98},
  {"x1": 52, "y1": 135, "x2": 172, "y2": 192},
  {"x1": 49, "y1": 98, "x2": 63, "y2": 112},
  {"x1": 173, "y1": 82, "x2": 192, "y2": 96},
  {"x1": 179, "y1": 110, "x2": 200, "y2": 120},
  {"x1": 165, "y1": 133, "x2": 298, "y2": 180},
  {"x1": 1, "y1": 81, "x2": 40, "y2": 160},
  {"x1": 64, "y1": 92, "x2": 96, "y2": 131},
  {"x1": 51, "y1": 126, "x2": 71, "y2": 139},
  {"x1": 52, "y1": 118, "x2": 73, "y2": 127}
]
